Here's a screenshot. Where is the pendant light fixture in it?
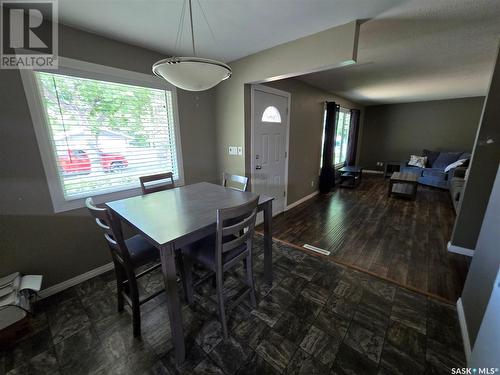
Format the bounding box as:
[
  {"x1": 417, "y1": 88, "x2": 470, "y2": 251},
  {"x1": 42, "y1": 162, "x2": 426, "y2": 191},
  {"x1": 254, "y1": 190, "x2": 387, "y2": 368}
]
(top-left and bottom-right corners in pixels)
[{"x1": 152, "y1": 0, "x2": 231, "y2": 91}]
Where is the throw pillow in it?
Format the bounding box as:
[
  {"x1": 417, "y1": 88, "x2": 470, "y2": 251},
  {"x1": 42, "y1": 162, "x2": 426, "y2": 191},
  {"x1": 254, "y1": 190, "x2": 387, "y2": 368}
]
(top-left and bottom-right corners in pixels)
[
  {"x1": 408, "y1": 155, "x2": 427, "y2": 168},
  {"x1": 444, "y1": 159, "x2": 467, "y2": 173},
  {"x1": 432, "y1": 151, "x2": 462, "y2": 169},
  {"x1": 422, "y1": 149, "x2": 440, "y2": 167}
]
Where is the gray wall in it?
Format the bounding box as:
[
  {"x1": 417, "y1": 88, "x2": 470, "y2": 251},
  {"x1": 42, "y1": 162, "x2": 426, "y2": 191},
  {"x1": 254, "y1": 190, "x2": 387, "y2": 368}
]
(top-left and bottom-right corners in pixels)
[
  {"x1": 359, "y1": 97, "x2": 484, "y2": 170},
  {"x1": 262, "y1": 79, "x2": 364, "y2": 205},
  {"x1": 452, "y1": 46, "x2": 500, "y2": 251},
  {"x1": 0, "y1": 24, "x2": 218, "y2": 288},
  {"x1": 461, "y1": 166, "x2": 500, "y2": 348}
]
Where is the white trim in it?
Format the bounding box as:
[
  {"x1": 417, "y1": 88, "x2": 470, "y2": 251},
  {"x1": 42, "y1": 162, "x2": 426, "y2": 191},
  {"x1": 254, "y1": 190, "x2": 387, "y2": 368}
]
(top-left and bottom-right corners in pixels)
[
  {"x1": 286, "y1": 190, "x2": 319, "y2": 211},
  {"x1": 447, "y1": 241, "x2": 475, "y2": 257},
  {"x1": 363, "y1": 169, "x2": 384, "y2": 175},
  {"x1": 303, "y1": 244, "x2": 331, "y2": 256},
  {"x1": 250, "y1": 84, "x2": 291, "y2": 216},
  {"x1": 38, "y1": 262, "x2": 114, "y2": 299},
  {"x1": 20, "y1": 56, "x2": 185, "y2": 213},
  {"x1": 457, "y1": 297, "x2": 472, "y2": 364}
]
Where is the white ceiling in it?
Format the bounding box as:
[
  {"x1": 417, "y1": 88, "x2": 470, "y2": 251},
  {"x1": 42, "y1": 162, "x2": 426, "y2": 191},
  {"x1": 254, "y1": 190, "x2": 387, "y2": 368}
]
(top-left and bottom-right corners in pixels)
[
  {"x1": 55, "y1": 0, "x2": 500, "y2": 104},
  {"x1": 55, "y1": 0, "x2": 404, "y2": 62},
  {"x1": 298, "y1": 0, "x2": 500, "y2": 104}
]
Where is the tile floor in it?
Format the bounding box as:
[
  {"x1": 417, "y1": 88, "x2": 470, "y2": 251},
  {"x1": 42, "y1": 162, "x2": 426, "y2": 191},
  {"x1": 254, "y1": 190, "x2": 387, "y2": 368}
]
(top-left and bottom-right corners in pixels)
[{"x1": 1, "y1": 236, "x2": 466, "y2": 374}]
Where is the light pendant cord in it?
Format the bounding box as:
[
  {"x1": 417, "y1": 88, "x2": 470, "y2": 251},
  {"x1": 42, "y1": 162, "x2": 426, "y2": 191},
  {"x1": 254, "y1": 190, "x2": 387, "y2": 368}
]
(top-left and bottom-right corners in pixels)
[{"x1": 188, "y1": 0, "x2": 196, "y2": 56}]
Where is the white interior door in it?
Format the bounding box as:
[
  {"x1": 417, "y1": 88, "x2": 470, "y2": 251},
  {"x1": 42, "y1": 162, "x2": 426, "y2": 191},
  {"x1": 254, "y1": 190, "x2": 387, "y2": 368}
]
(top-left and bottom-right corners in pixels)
[{"x1": 252, "y1": 86, "x2": 289, "y2": 216}]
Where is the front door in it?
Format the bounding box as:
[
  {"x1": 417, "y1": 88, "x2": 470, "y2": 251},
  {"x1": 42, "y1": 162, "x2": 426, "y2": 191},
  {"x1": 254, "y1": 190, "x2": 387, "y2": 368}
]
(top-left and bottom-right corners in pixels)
[{"x1": 252, "y1": 86, "x2": 289, "y2": 216}]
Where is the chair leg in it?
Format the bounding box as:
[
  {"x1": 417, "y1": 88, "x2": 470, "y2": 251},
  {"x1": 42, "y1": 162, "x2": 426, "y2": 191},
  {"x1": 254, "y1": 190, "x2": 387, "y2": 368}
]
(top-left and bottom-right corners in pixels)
[
  {"x1": 216, "y1": 272, "x2": 228, "y2": 340},
  {"x1": 181, "y1": 256, "x2": 194, "y2": 305},
  {"x1": 128, "y1": 276, "x2": 141, "y2": 337},
  {"x1": 114, "y1": 263, "x2": 125, "y2": 313},
  {"x1": 245, "y1": 255, "x2": 257, "y2": 308}
]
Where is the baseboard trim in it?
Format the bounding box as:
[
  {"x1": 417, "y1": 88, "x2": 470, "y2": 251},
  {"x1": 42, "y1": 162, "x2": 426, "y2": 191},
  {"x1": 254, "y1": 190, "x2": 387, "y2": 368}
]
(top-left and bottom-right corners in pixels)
[
  {"x1": 38, "y1": 262, "x2": 114, "y2": 299},
  {"x1": 447, "y1": 241, "x2": 475, "y2": 257},
  {"x1": 363, "y1": 169, "x2": 384, "y2": 175},
  {"x1": 286, "y1": 191, "x2": 319, "y2": 211},
  {"x1": 457, "y1": 297, "x2": 472, "y2": 364}
]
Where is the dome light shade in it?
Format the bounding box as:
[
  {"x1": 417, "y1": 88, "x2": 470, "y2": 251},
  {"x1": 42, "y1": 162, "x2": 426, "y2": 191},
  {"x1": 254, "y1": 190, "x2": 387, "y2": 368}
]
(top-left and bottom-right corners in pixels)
[{"x1": 152, "y1": 57, "x2": 231, "y2": 91}]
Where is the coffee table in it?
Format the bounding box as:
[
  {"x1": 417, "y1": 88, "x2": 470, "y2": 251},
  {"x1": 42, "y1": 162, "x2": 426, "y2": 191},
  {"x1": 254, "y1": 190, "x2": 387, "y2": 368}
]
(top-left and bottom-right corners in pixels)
[
  {"x1": 388, "y1": 172, "x2": 419, "y2": 200},
  {"x1": 339, "y1": 166, "x2": 363, "y2": 188}
]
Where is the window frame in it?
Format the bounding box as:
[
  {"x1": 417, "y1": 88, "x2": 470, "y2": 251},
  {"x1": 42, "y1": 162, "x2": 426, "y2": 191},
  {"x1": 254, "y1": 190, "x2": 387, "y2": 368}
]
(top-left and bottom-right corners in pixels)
[{"x1": 20, "y1": 56, "x2": 184, "y2": 213}]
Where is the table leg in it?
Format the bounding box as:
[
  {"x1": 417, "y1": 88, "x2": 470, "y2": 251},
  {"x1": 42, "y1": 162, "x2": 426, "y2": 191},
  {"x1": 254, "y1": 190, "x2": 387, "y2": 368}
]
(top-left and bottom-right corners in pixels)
[
  {"x1": 159, "y1": 243, "x2": 185, "y2": 365},
  {"x1": 263, "y1": 200, "x2": 273, "y2": 285}
]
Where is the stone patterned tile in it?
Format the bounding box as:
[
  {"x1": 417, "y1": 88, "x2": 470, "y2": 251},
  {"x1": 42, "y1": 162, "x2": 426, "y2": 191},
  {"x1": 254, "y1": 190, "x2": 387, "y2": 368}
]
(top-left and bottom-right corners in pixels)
[
  {"x1": 380, "y1": 343, "x2": 425, "y2": 375},
  {"x1": 236, "y1": 353, "x2": 280, "y2": 375},
  {"x1": 290, "y1": 263, "x2": 317, "y2": 281},
  {"x1": 278, "y1": 276, "x2": 306, "y2": 294},
  {"x1": 251, "y1": 296, "x2": 285, "y2": 327},
  {"x1": 2, "y1": 327, "x2": 53, "y2": 372},
  {"x1": 272, "y1": 311, "x2": 311, "y2": 345},
  {"x1": 59, "y1": 346, "x2": 113, "y2": 375},
  {"x1": 390, "y1": 288, "x2": 427, "y2": 334},
  {"x1": 18, "y1": 348, "x2": 59, "y2": 375},
  {"x1": 209, "y1": 336, "x2": 252, "y2": 375},
  {"x1": 331, "y1": 343, "x2": 378, "y2": 375},
  {"x1": 426, "y1": 299, "x2": 459, "y2": 327},
  {"x1": 80, "y1": 289, "x2": 117, "y2": 323},
  {"x1": 426, "y1": 337, "x2": 466, "y2": 372},
  {"x1": 54, "y1": 328, "x2": 100, "y2": 367},
  {"x1": 161, "y1": 336, "x2": 207, "y2": 375},
  {"x1": 386, "y1": 320, "x2": 425, "y2": 363},
  {"x1": 299, "y1": 325, "x2": 341, "y2": 367},
  {"x1": 47, "y1": 297, "x2": 91, "y2": 344},
  {"x1": 313, "y1": 309, "x2": 350, "y2": 339},
  {"x1": 286, "y1": 348, "x2": 329, "y2": 375},
  {"x1": 141, "y1": 302, "x2": 175, "y2": 357},
  {"x1": 195, "y1": 319, "x2": 223, "y2": 354},
  {"x1": 362, "y1": 276, "x2": 396, "y2": 302},
  {"x1": 343, "y1": 321, "x2": 384, "y2": 363},
  {"x1": 426, "y1": 316, "x2": 463, "y2": 354},
  {"x1": 233, "y1": 315, "x2": 269, "y2": 349},
  {"x1": 310, "y1": 266, "x2": 344, "y2": 289},
  {"x1": 255, "y1": 331, "x2": 296, "y2": 374},
  {"x1": 192, "y1": 357, "x2": 225, "y2": 375},
  {"x1": 300, "y1": 283, "x2": 330, "y2": 305},
  {"x1": 287, "y1": 295, "x2": 322, "y2": 322}
]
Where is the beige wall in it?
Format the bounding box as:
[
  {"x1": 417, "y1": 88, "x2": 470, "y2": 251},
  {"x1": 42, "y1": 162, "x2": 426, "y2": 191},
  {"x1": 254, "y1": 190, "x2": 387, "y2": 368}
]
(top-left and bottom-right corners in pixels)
[
  {"x1": 262, "y1": 79, "x2": 364, "y2": 205},
  {"x1": 215, "y1": 21, "x2": 360, "y2": 178},
  {"x1": 0, "y1": 24, "x2": 218, "y2": 288}
]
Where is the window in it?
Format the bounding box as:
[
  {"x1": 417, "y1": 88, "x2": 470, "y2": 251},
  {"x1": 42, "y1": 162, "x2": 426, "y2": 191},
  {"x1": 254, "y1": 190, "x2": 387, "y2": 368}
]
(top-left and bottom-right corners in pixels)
[
  {"x1": 334, "y1": 108, "x2": 351, "y2": 165},
  {"x1": 261, "y1": 106, "x2": 282, "y2": 123},
  {"x1": 320, "y1": 106, "x2": 351, "y2": 169},
  {"x1": 21, "y1": 58, "x2": 183, "y2": 212}
]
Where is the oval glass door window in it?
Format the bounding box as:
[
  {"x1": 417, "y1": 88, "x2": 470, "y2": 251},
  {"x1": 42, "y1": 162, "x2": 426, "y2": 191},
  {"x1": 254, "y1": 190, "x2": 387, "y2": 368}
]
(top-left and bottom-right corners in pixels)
[{"x1": 261, "y1": 106, "x2": 282, "y2": 123}]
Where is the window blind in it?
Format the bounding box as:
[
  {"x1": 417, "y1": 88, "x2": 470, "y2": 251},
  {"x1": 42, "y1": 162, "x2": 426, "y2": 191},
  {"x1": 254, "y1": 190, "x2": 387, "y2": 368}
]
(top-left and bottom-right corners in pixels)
[{"x1": 35, "y1": 71, "x2": 180, "y2": 199}]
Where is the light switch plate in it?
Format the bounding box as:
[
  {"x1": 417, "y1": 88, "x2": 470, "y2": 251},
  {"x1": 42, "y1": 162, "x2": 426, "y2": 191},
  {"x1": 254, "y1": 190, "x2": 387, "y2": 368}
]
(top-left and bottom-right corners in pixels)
[
  {"x1": 237, "y1": 147, "x2": 243, "y2": 156},
  {"x1": 228, "y1": 146, "x2": 238, "y2": 155}
]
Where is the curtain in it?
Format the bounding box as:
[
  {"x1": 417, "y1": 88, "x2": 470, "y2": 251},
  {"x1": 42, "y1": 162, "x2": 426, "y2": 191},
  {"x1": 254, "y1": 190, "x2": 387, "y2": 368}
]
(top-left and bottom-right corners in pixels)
[
  {"x1": 346, "y1": 109, "x2": 361, "y2": 166},
  {"x1": 319, "y1": 102, "x2": 339, "y2": 193}
]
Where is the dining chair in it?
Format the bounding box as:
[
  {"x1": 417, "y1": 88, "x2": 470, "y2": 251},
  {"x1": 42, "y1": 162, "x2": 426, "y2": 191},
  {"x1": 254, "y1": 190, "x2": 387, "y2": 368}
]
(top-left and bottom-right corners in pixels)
[
  {"x1": 222, "y1": 173, "x2": 249, "y2": 192},
  {"x1": 85, "y1": 197, "x2": 166, "y2": 337},
  {"x1": 139, "y1": 172, "x2": 175, "y2": 194},
  {"x1": 181, "y1": 196, "x2": 259, "y2": 339}
]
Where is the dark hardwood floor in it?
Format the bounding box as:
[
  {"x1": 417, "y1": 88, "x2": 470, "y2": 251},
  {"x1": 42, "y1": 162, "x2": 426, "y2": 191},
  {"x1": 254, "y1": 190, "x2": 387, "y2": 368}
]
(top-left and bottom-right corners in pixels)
[{"x1": 260, "y1": 174, "x2": 470, "y2": 302}]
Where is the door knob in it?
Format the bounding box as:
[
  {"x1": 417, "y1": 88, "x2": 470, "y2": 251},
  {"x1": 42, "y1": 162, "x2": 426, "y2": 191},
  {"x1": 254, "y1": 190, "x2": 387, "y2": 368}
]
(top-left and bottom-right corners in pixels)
[{"x1": 255, "y1": 165, "x2": 262, "y2": 170}]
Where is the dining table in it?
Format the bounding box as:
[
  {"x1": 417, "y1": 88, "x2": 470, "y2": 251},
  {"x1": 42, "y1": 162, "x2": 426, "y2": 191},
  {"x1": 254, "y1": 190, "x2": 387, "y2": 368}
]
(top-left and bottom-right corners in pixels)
[{"x1": 106, "y1": 182, "x2": 274, "y2": 364}]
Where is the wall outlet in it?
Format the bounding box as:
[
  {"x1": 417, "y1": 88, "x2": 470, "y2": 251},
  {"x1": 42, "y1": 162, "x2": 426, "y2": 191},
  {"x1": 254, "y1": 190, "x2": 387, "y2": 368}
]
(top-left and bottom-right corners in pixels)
[
  {"x1": 237, "y1": 147, "x2": 243, "y2": 156},
  {"x1": 228, "y1": 146, "x2": 238, "y2": 155}
]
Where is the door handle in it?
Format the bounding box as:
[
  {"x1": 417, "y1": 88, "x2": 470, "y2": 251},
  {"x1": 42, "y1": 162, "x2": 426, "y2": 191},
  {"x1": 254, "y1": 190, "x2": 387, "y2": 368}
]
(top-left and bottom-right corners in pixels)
[{"x1": 255, "y1": 165, "x2": 262, "y2": 170}]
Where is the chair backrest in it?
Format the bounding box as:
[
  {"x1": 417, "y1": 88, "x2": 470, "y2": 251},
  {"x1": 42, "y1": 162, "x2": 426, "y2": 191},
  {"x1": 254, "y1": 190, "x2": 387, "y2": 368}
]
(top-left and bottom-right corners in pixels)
[
  {"x1": 139, "y1": 172, "x2": 175, "y2": 194},
  {"x1": 216, "y1": 196, "x2": 259, "y2": 264},
  {"x1": 222, "y1": 173, "x2": 249, "y2": 192},
  {"x1": 85, "y1": 197, "x2": 131, "y2": 266}
]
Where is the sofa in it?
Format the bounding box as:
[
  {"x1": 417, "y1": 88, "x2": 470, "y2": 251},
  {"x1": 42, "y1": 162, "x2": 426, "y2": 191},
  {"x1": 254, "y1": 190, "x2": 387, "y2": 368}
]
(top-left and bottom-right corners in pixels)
[{"x1": 400, "y1": 150, "x2": 471, "y2": 189}]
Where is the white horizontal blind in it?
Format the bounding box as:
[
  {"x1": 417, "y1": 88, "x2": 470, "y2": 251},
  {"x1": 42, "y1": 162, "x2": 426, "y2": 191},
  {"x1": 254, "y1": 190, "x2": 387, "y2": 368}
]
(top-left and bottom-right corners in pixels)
[{"x1": 34, "y1": 71, "x2": 180, "y2": 200}]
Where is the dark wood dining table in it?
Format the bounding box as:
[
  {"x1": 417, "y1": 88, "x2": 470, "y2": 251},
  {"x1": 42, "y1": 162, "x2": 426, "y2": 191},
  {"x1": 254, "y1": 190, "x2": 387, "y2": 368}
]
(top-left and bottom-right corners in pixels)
[{"x1": 106, "y1": 182, "x2": 274, "y2": 364}]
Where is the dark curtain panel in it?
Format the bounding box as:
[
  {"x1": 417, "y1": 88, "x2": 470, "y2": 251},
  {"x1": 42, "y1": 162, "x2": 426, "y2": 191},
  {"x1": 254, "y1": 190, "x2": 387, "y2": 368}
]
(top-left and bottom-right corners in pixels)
[
  {"x1": 319, "y1": 102, "x2": 339, "y2": 193},
  {"x1": 346, "y1": 109, "x2": 361, "y2": 166}
]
